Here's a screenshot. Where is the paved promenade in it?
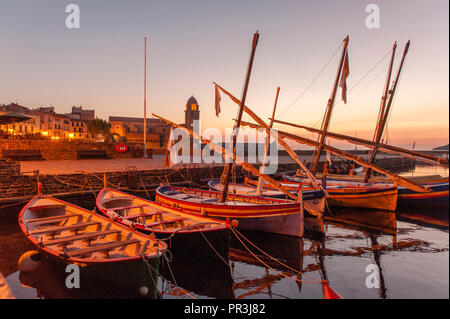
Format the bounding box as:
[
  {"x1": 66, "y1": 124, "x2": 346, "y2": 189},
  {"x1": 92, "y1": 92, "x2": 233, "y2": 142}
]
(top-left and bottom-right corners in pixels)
[{"x1": 18, "y1": 153, "x2": 407, "y2": 176}]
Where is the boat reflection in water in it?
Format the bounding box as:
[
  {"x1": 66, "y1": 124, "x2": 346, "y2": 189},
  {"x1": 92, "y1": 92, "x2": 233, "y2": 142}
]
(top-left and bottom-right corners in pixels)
[
  {"x1": 229, "y1": 230, "x2": 306, "y2": 298},
  {"x1": 396, "y1": 206, "x2": 449, "y2": 230},
  {"x1": 159, "y1": 252, "x2": 234, "y2": 299},
  {"x1": 323, "y1": 208, "x2": 399, "y2": 299},
  {"x1": 18, "y1": 257, "x2": 159, "y2": 299}
]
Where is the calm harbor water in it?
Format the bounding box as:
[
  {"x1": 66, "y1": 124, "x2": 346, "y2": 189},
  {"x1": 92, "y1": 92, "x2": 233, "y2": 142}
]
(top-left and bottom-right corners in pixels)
[{"x1": 0, "y1": 164, "x2": 448, "y2": 299}]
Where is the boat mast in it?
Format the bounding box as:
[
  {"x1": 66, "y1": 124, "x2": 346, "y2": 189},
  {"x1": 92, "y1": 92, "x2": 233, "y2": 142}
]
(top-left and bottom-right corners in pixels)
[
  {"x1": 256, "y1": 86, "x2": 280, "y2": 194},
  {"x1": 311, "y1": 36, "x2": 350, "y2": 176},
  {"x1": 373, "y1": 42, "x2": 397, "y2": 149},
  {"x1": 143, "y1": 36, "x2": 148, "y2": 158},
  {"x1": 364, "y1": 41, "x2": 410, "y2": 182},
  {"x1": 220, "y1": 31, "x2": 260, "y2": 203}
]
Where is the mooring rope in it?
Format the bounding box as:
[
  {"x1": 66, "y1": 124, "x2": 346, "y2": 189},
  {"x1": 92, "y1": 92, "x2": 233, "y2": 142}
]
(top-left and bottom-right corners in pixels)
[{"x1": 230, "y1": 227, "x2": 322, "y2": 285}]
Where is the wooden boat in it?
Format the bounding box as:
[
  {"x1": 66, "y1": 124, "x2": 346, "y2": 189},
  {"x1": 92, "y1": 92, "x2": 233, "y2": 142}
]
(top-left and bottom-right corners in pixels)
[
  {"x1": 155, "y1": 185, "x2": 305, "y2": 237},
  {"x1": 19, "y1": 193, "x2": 167, "y2": 293},
  {"x1": 277, "y1": 174, "x2": 398, "y2": 211},
  {"x1": 207, "y1": 180, "x2": 326, "y2": 213},
  {"x1": 96, "y1": 188, "x2": 231, "y2": 260},
  {"x1": 296, "y1": 172, "x2": 449, "y2": 209}
]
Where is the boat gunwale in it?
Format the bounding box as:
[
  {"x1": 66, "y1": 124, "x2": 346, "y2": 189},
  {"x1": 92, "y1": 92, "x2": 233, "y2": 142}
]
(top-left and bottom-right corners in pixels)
[{"x1": 156, "y1": 186, "x2": 301, "y2": 211}]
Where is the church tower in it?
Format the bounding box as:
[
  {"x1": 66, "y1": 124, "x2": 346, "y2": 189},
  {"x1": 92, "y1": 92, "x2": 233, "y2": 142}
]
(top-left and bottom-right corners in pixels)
[{"x1": 184, "y1": 96, "x2": 200, "y2": 131}]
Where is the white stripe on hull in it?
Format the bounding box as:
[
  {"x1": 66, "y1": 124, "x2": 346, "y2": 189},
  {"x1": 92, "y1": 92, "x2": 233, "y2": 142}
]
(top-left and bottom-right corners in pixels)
[{"x1": 231, "y1": 212, "x2": 304, "y2": 237}]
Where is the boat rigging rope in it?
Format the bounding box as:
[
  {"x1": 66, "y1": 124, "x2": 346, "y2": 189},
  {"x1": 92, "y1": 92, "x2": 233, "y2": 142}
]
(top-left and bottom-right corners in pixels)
[
  {"x1": 0, "y1": 198, "x2": 30, "y2": 210},
  {"x1": 142, "y1": 254, "x2": 197, "y2": 299},
  {"x1": 277, "y1": 41, "x2": 344, "y2": 119},
  {"x1": 231, "y1": 227, "x2": 322, "y2": 284},
  {"x1": 309, "y1": 47, "x2": 394, "y2": 131}
]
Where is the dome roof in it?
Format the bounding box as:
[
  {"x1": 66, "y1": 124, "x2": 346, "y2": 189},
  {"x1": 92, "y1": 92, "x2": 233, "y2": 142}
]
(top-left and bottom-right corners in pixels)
[{"x1": 186, "y1": 96, "x2": 198, "y2": 106}]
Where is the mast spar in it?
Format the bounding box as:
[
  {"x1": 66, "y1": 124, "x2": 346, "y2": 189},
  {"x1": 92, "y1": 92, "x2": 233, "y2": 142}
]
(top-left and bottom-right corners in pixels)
[
  {"x1": 220, "y1": 31, "x2": 260, "y2": 203},
  {"x1": 364, "y1": 41, "x2": 410, "y2": 182},
  {"x1": 256, "y1": 86, "x2": 280, "y2": 195},
  {"x1": 311, "y1": 36, "x2": 350, "y2": 176}
]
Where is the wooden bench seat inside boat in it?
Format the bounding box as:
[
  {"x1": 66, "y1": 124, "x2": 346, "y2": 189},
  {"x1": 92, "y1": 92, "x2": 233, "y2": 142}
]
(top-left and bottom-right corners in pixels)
[
  {"x1": 124, "y1": 211, "x2": 163, "y2": 220},
  {"x1": 29, "y1": 221, "x2": 101, "y2": 236},
  {"x1": 101, "y1": 196, "x2": 132, "y2": 204},
  {"x1": 112, "y1": 205, "x2": 149, "y2": 211},
  {"x1": 66, "y1": 239, "x2": 140, "y2": 258},
  {"x1": 144, "y1": 217, "x2": 187, "y2": 228},
  {"x1": 26, "y1": 213, "x2": 83, "y2": 226},
  {"x1": 27, "y1": 204, "x2": 66, "y2": 211},
  {"x1": 44, "y1": 230, "x2": 121, "y2": 247}
]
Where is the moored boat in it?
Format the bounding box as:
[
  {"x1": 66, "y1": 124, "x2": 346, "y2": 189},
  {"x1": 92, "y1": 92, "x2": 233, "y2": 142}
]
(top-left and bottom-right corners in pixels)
[
  {"x1": 155, "y1": 185, "x2": 305, "y2": 237},
  {"x1": 278, "y1": 174, "x2": 398, "y2": 211},
  {"x1": 96, "y1": 188, "x2": 231, "y2": 260},
  {"x1": 207, "y1": 180, "x2": 326, "y2": 214},
  {"x1": 19, "y1": 193, "x2": 167, "y2": 294},
  {"x1": 295, "y1": 172, "x2": 449, "y2": 209}
]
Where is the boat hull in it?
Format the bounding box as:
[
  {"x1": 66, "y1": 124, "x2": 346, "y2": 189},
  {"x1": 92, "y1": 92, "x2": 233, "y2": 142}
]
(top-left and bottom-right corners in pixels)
[
  {"x1": 33, "y1": 247, "x2": 161, "y2": 298},
  {"x1": 325, "y1": 187, "x2": 398, "y2": 211},
  {"x1": 19, "y1": 194, "x2": 166, "y2": 296},
  {"x1": 281, "y1": 174, "x2": 398, "y2": 211},
  {"x1": 397, "y1": 182, "x2": 449, "y2": 209},
  {"x1": 294, "y1": 172, "x2": 449, "y2": 209}
]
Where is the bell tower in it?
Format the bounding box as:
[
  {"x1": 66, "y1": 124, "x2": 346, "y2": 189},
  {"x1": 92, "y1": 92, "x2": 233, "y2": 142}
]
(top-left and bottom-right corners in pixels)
[{"x1": 185, "y1": 96, "x2": 200, "y2": 131}]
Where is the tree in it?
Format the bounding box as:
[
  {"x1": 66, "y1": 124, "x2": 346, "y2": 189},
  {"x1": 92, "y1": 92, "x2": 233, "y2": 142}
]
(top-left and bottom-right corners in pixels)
[{"x1": 87, "y1": 118, "x2": 111, "y2": 141}]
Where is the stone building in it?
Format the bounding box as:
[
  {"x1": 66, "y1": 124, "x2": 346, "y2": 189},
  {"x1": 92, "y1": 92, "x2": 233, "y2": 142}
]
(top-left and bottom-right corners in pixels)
[
  {"x1": 109, "y1": 116, "x2": 170, "y2": 148},
  {"x1": 184, "y1": 96, "x2": 200, "y2": 131}
]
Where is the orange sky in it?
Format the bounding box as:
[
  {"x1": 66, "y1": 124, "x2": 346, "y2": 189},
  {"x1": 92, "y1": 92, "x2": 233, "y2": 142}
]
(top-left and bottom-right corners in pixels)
[{"x1": 0, "y1": 0, "x2": 448, "y2": 149}]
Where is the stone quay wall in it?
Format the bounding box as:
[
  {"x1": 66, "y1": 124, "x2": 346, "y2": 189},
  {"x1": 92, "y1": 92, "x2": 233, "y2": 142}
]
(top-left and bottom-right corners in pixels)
[
  {"x1": 0, "y1": 139, "x2": 168, "y2": 160},
  {"x1": 0, "y1": 155, "x2": 416, "y2": 206}
]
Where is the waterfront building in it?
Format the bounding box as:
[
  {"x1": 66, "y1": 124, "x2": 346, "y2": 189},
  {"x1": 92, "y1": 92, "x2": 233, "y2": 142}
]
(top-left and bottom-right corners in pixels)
[{"x1": 109, "y1": 116, "x2": 170, "y2": 148}]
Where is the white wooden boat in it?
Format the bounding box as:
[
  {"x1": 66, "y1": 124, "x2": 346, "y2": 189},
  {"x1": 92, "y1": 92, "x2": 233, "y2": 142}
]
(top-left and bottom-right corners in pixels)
[{"x1": 19, "y1": 193, "x2": 167, "y2": 293}]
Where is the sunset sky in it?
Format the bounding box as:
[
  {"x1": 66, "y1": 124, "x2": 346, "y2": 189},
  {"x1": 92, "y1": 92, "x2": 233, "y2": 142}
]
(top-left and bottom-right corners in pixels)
[{"x1": 0, "y1": 0, "x2": 448, "y2": 149}]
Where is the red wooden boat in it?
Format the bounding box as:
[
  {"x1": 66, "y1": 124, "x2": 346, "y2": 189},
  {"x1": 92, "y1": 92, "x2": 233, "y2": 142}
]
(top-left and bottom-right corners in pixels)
[{"x1": 155, "y1": 185, "x2": 306, "y2": 237}]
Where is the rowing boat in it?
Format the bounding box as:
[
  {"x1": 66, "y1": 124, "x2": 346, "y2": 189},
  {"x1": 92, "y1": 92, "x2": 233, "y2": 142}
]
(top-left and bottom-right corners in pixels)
[
  {"x1": 277, "y1": 174, "x2": 398, "y2": 211},
  {"x1": 96, "y1": 188, "x2": 231, "y2": 260},
  {"x1": 155, "y1": 185, "x2": 305, "y2": 237},
  {"x1": 19, "y1": 193, "x2": 167, "y2": 294}
]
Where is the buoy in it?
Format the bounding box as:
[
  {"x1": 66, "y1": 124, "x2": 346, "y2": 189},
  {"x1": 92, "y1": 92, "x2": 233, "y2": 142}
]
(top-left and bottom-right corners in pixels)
[
  {"x1": 18, "y1": 251, "x2": 41, "y2": 272},
  {"x1": 322, "y1": 280, "x2": 343, "y2": 299},
  {"x1": 231, "y1": 219, "x2": 239, "y2": 228},
  {"x1": 139, "y1": 286, "x2": 149, "y2": 296}
]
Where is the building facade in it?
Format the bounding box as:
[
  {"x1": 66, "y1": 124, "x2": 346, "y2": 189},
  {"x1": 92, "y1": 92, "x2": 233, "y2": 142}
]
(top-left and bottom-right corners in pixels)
[
  {"x1": 109, "y1": 116, "x2": 171, "y2": 148},
  {"x1": 0, "y1": 103, "x2": 41, "y2": 136}
]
